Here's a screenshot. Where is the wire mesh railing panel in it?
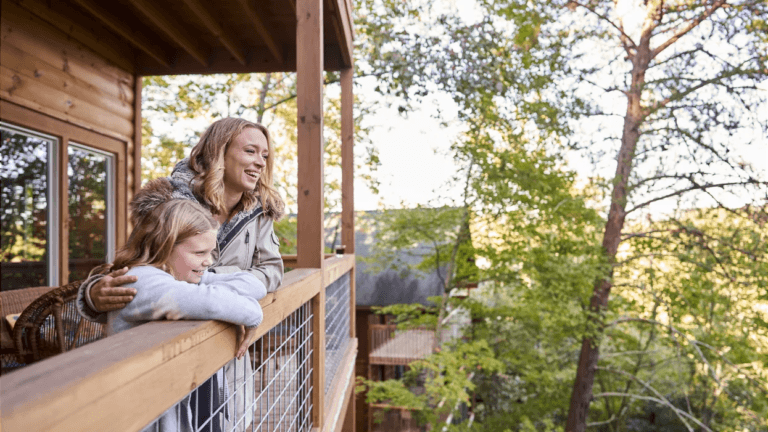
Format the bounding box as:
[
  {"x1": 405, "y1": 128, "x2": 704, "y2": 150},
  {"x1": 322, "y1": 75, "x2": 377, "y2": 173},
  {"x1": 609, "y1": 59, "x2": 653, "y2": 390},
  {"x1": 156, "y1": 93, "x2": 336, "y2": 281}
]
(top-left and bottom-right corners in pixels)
[
  {"x1": 141, "y1": 302, "x2": 314, "y2": 432},
  {"x1": 324, "y1": 271, "x2": 351, "y2": 393}
]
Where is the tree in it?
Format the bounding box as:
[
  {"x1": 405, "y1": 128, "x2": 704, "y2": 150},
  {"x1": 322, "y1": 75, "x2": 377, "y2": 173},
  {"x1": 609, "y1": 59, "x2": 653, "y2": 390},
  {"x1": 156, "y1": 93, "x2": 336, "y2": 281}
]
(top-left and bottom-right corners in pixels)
[{"x1": 358, "y1": 0, "x2": 767, "y2": 429}]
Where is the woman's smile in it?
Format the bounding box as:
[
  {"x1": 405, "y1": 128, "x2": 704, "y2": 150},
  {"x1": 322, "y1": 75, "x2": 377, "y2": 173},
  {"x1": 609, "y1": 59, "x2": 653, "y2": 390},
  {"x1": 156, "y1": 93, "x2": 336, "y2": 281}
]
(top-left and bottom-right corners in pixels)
[{"x1": 223, "y1": 127, "x2": 269, "y2": 195}]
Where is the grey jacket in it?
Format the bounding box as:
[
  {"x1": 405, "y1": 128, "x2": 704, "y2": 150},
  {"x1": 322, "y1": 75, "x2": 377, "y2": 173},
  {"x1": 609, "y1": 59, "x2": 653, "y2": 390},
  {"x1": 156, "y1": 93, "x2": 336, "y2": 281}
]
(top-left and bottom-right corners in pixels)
[{"x1": 76, "y1": 159, "x2": 283, "y2": 323}]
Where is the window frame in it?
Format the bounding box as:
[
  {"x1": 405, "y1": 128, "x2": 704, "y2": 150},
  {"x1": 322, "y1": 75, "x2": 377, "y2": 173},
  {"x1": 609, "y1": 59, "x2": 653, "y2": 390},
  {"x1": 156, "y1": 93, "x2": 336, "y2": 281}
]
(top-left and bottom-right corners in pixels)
[
  {"x1": 1, "y1": 101, "x2": 128, "y2": 285},
  {"x1": 68, "y1": 142, "x2": 117, "y2": 264},
  {"x1": 0, "y1": 121, "x2": 60, "y2": 286}
]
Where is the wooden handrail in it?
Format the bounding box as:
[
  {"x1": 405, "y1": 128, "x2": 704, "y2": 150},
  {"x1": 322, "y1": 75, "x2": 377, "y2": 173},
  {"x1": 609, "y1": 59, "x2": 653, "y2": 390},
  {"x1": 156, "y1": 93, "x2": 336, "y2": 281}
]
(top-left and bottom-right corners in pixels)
[
  {"x1": 0, "y1": 268, "x2": 325, "y2": 431},
  {"x1": 1, "y1": 254, "x2": 357, "y2": 432}
]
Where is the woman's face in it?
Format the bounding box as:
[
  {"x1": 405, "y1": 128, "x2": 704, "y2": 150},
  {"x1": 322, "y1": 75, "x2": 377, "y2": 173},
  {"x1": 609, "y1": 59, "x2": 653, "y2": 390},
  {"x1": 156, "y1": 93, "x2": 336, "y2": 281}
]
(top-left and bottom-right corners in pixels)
[{"x1": 223, "y1": 127, "x2": 269, "y2": 195}]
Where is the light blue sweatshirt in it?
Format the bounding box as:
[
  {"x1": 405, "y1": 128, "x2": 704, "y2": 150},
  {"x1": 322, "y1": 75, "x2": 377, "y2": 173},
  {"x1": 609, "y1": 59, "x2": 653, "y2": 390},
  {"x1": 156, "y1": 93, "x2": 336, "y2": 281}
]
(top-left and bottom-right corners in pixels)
[{"x1": 107, "y1": 265, "x2": 266, "y2": 336}]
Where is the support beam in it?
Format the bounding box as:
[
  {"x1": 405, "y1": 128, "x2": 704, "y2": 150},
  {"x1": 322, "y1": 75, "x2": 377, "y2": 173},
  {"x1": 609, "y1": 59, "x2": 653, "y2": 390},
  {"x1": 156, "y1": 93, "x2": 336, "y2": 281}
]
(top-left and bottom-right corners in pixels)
[
  {"x1": 14, "y1": 0, "x2": 134, "y2": 72},
  {"x1": 128, "y1": 0, "x2": 208, "y2": 66},
  {"x1": 296, "y1": 0, "x2": 324, "y2": 270},
  {"x1": 340, "y1": 67, "x2": 355, "y2": 254},
  {"x1": 180, "y1": 0, "x2": 247, "y2": 65},
  {"x1": 311, "y1": 289, "x2": 326, "y2": 428},
  {"x1": 235, "y1": 0, "x2": 284, "y2": 64},
  {"x1": 71, "y1": 0, "x2": 170, "y2": 67},
  {"x1": 133, "y1": 76, "x2": 143, "y2": 199},
  {"x1": 326, "y1": 0, "x2": 351, "y2": 67},
  {"x1": 334, "y1": 0, "x2": 354, "y2": 68}
]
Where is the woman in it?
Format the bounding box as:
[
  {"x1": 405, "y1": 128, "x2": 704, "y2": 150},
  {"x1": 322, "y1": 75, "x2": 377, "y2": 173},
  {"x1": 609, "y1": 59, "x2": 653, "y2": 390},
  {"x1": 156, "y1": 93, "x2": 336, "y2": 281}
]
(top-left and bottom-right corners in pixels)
[
  {"x1": 76, "y1": 117, "x2": 285, "y2": 320},
  {"x1": 75, "y1": 118, "x2": 285, "y2": 432}
]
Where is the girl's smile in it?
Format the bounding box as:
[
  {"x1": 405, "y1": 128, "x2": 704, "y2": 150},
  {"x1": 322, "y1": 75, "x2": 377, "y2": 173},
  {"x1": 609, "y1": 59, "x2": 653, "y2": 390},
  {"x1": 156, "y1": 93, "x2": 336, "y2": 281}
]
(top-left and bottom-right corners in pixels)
[{"x1": 166, "y1": 228, "x2": 217, "y2": 283}]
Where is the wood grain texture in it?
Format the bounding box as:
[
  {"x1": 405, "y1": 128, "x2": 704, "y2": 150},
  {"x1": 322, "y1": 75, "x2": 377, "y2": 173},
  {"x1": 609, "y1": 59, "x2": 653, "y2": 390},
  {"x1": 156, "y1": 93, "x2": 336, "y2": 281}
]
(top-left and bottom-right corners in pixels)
[
  {"x1": 0, "y1": 67, "x2": 133, "y2": 139},
  {"x1": 70, "y1": 0, "x2": 170, "y2": 67},
  {"x1": 181, "y1": 0, "x2": 246, "y2": 65},
  {"x1": 323, "y1": 254, "x2": 355, "y2": 288},
  {"x1": 234, "y1": 0, "x2": 283, "y2": 63},
  {"x1": 312, "y1": 287, "x2": 327, "y2": 427},
  {"x1": 323, "y1": 338, "x2": 357, "y2": 432},
  {"x1": 128, "y1": 0, "x2": 208, "y2": 66},
  {"x1": 2, "y1": 1, "x2": 134, "y2": 86},
  {"x1": 0, "y1": 268, "x2": 323, "y2": 432},
  {"x1": 13, "y1": 0, "x2": 135, "y2": 72},
  {"x1": 340, "y1": 66, "x2": 355, "y2": 254},
  {"x1": 296, "y1": 0, "x2": 325, "y2": 270}
]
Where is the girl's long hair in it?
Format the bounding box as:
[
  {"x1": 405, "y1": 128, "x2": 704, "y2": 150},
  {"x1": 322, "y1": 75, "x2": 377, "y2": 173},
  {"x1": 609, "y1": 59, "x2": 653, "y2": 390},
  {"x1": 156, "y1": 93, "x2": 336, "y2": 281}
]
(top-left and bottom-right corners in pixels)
[
  {"x1": 93, "y1": 200, "x2": 219, "y2": 275},
  {"x1": 188, "y1": 117, "x2": 285, "y2": 220}
]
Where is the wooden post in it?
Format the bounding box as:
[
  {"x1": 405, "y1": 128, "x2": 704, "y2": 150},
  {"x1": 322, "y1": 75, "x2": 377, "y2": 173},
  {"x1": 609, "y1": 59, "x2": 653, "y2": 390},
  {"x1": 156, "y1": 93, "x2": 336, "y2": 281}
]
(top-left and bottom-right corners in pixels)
[
  {"x1": 59, "y1": 135, "x2": 69, "y2": 285},
  {"x1": 297, "y1": 0, "x2": 325, "y2": 426},
  {"x1": 296, "y1": 0, "x2": 325, "y2": 270},
  {"x1": 133, "y1": 76, "x2": 142, "y2": 199},
  {"x1": 340, "y1": 68, "x2": 356, "y2": 432},
  {"x1": 340, "y1": 66, "x2": 355, "y2": 255},
  {"x1": 311, "y1": 288, "x2": 326, "y2": 427},
  {"x1": 343, "y1": 265, "x2": 356, "y2": 432}
]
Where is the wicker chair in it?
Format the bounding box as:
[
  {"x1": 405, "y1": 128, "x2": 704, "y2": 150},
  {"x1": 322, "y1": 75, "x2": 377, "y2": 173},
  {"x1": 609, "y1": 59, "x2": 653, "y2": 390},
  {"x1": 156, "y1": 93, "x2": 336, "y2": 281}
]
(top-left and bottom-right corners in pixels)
[
  {"x1": 13, "y1": 280, "x2": 106, "y2": 365},
  {"x1": 1, "y1": 286, "x2": 57, "y2": 373}
]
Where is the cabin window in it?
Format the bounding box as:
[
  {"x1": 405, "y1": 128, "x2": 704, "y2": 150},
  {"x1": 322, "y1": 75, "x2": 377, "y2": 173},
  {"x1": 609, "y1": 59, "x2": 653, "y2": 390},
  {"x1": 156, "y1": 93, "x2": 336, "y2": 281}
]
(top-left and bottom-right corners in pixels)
[
  {"x1": 0, "y1": 123, "x2": 60, "y2": 290},
  {"x1": 1, "y1": 116, "x2": 122, "y2": 291},
  {"x1": 67, "y1": 144, "x2": 115, "y2": 282}
]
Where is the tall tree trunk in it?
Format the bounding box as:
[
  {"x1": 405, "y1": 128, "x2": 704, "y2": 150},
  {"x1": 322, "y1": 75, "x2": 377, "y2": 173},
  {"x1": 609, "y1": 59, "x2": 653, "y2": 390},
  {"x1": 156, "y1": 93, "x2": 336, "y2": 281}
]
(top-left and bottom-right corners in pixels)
[
  {"x1": 565, "y1": 26, "x2": 654, "y2": 432},
  {"x1": 256, "y1": 73, "x2": 272, "y2": 123}
]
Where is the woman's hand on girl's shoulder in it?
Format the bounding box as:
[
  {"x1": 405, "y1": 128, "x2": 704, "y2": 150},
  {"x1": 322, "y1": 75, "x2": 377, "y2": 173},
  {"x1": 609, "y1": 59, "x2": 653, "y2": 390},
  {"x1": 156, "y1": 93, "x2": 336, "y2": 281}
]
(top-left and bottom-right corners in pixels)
[{"x1": 91, "y1": 267, "x2": 138, "y2": 312}]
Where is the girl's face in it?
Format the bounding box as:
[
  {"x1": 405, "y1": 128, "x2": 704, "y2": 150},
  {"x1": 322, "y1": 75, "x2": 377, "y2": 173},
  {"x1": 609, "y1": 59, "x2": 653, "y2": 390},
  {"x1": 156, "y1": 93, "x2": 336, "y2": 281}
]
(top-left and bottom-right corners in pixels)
[
  {"x1": 167, "y1": 229, "x2": 217, "y2": 283},
  {"x1": 222, "y1": 127, "x2": 269, "y2": 195}
]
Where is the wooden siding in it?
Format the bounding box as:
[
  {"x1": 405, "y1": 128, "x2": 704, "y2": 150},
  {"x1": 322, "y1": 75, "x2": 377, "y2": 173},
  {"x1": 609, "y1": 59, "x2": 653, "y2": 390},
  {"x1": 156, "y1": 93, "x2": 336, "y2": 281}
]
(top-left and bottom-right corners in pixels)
[
  {"x1": 1, "y1": 0, "x2": 138, "y2": 244},
  {"x1": 1, "y1": 0, "x2": 135, "y2": 143}
]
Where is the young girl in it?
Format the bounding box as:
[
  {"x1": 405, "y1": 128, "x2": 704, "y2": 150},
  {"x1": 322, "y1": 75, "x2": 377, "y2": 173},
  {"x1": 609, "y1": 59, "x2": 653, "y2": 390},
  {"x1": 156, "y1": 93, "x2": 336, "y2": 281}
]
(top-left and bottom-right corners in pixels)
[{"x1": 97, "y1": 195, "x2": 266, "y2": 431}]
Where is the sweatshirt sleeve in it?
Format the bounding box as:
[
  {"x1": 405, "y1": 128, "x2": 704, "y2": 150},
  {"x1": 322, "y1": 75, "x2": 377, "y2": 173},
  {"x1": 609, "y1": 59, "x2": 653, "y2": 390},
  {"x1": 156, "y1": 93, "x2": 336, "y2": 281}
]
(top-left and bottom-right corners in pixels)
[
  {"x1": 76, "y1": 274, "x2": 107, "y2": 324},
  {"x1": 118, "y1": 268, "x2": 265, "y2": 328}
]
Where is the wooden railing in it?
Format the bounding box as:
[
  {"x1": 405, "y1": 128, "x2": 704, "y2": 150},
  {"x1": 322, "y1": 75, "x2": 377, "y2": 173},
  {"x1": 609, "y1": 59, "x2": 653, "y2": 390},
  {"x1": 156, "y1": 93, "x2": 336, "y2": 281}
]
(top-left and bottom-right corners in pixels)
[{"x1": 0, "y1": 254, "x2": 357, "y2": 432}]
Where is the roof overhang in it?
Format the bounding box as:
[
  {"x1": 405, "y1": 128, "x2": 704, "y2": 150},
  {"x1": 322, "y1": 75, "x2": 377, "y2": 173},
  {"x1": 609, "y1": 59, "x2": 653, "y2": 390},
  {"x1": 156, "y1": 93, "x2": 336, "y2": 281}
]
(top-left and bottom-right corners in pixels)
[{"x1": 7, "y1": 0, "x2": 354, "y2": 75}]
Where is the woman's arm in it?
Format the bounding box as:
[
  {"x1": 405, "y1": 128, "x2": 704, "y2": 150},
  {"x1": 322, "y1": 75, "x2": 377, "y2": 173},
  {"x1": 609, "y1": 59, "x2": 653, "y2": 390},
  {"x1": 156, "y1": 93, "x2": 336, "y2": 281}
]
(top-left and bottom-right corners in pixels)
[
  {"x1": 76, "y1": 268, "x2": 138, "y2": 323},
  {"x1": 119, "y1": 267, "x2": 265, "y2": 328}
]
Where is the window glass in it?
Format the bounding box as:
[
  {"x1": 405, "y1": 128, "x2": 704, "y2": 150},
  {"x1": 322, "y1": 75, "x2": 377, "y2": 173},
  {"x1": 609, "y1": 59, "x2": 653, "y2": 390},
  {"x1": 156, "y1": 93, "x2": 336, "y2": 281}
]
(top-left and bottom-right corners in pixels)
[
  {"x1": 1, "y1": 126, "x2": 55, "y2": 290},
  {"x1": 67, "y1": 144, "x2": 113, "y2": 282}
]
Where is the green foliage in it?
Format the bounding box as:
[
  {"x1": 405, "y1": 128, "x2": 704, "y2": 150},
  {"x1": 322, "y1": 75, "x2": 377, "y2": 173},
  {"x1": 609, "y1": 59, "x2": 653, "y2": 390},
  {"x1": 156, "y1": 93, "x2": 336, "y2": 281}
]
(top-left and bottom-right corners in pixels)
[
  {"x1": 361, "y1": 338, "x2": 505, "y2": 427},
  {"x1": 140, "y1": 72, "x2": 380, "y2": 213},
  {"x1": 362, "y1": 205, "x2": 467, "y2": 282}
]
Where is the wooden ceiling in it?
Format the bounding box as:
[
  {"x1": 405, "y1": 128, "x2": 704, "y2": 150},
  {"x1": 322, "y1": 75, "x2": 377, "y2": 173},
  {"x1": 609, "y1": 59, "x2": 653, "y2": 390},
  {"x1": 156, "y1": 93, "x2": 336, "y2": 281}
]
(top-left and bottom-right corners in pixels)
[{"x1": 5, "y1": 0, "x2": 354, "y2": 75}]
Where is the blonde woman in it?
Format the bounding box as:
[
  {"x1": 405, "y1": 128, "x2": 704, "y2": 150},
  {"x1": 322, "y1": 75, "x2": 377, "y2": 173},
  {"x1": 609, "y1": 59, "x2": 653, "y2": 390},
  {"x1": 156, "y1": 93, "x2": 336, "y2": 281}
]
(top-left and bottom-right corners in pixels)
[{"x1": 77, "y1": 117, "x2": 285, "y2": 320}]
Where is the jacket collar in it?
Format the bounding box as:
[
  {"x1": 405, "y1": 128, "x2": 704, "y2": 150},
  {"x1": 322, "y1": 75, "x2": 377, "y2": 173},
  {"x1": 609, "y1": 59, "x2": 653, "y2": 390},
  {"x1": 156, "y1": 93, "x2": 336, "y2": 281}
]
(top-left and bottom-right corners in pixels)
[{"x1": 171, "y1": 159, "x2": 263, "y2": 249}]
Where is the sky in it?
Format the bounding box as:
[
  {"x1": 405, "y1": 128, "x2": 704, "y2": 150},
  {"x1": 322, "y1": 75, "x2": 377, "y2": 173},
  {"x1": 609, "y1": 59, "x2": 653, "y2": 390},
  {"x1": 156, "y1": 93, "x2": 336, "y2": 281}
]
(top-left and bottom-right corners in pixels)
[{"x1": 352, "y1": 89, "x2": 465, "y2": 211}]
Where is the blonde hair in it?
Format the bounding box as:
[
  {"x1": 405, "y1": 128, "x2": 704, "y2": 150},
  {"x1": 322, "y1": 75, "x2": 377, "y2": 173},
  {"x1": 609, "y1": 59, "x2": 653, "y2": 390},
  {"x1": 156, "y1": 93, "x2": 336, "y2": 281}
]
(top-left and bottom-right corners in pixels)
[
  {"x1": 188, "y1": 117, "x2": 285, "y2": 220},
  {"x1": 95, "y1": 200, "x2": 219, "y2": 275}
]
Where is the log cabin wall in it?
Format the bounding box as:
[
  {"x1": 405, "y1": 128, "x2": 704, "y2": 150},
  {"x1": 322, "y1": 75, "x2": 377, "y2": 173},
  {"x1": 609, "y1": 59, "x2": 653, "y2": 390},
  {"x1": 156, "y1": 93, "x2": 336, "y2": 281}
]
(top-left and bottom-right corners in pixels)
[{"x1": 1, "y1": 0, "x2": 136, "y2": 285}]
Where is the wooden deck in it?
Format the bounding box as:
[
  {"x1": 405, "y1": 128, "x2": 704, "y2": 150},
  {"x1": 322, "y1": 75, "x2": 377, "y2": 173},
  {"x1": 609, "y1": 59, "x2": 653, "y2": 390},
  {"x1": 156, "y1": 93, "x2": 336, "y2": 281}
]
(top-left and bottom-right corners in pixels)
[{"x1": 368, "y1": 329, "x2": 434, "y2": 366}]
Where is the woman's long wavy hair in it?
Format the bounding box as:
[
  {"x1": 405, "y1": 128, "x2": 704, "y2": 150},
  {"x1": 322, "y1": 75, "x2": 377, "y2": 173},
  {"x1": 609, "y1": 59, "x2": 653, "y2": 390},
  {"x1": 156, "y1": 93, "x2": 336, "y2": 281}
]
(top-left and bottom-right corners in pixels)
[
  {"x1": 93, "y1": 200, "x2": 219, "y2": 276},
  {"x1": 188, "y1": 118, "x2": 285, "y2": 220}
]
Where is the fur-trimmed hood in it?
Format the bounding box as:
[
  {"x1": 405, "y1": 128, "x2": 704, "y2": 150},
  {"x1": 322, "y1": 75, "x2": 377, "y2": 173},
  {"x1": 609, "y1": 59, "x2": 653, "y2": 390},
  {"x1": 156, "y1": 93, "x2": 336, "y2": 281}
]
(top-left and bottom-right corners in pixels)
[{"x1": 129, "y1": 177, "x2": 175, "y2": 226}]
